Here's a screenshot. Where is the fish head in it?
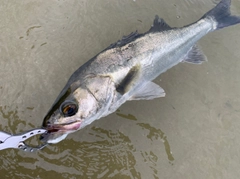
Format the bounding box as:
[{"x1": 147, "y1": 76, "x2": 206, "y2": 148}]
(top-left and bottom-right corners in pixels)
[{"x1": 41, "y1": 86, "x2": 99, "y2": 144}]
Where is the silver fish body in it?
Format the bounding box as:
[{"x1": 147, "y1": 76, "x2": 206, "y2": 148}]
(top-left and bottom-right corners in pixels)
[{"x1": 41, "y1": 0, "x2": 240, "y2": 143}]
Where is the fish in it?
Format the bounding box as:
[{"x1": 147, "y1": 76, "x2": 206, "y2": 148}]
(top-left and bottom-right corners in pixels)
[{"x1": 40, "y1": 0, "x2": 240, "y2": 144}]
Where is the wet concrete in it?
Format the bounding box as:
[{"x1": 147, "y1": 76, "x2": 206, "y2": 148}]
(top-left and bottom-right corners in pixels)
[{"x1": 1, "y1": 0, "x2": 240, "y2": 178}]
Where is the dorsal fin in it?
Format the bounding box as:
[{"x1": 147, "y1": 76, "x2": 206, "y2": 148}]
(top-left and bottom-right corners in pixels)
[
  {"x1": 107, "y1": 31, "x2": 141, "y2": 49},
  {"x1": 149, "y1": 15, "x2": 172, "y2": 32}
]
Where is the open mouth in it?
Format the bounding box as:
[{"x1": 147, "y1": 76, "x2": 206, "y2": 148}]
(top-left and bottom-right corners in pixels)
[
  {"x1": 40, "y1": 120, "x2": 82, "y2": 143},
  {"x1": 46, "y1": 121, "x2": 82, "y2": 133}
]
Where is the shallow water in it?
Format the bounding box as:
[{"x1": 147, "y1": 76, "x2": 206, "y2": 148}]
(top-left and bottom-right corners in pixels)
[{"x1": 1, "y1": 0, "x2": 240, "y2": 178}]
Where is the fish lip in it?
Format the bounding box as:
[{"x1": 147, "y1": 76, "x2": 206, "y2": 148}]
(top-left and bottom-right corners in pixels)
[{"x1": 45, "y1": 120, "x2": 82, "y2": 133}]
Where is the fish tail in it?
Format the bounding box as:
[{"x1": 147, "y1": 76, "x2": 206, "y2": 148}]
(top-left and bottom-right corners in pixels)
[{"x1": 202, "y1": 0, "x2": 240, "y2": 30}]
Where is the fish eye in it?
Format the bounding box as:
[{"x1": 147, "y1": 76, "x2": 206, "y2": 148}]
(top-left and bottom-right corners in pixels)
[{"x1": 60, "y1": 101, "x2": 78, "y2": 117}]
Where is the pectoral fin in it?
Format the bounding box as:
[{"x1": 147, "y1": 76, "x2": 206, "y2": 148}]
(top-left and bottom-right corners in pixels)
[
  {"x1": 116, "y1": 65, "x2": 141, "y2": 95},
  {"x1": 130, "y1": 82, "x2": 165, "y2": 100}
]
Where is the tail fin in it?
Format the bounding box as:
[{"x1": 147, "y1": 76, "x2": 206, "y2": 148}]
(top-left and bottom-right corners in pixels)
[{"x1": 202, "y1": 0, "x2": 240, "y2": 30}]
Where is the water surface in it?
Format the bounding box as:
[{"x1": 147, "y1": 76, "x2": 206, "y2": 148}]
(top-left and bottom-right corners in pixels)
[{"x1": 1, "y1": 0, "x2": 240, "y2": 178}]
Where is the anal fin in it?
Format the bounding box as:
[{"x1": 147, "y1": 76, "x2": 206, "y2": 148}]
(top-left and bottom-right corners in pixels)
[
  {"x1": 183, "y1": 44, "x2": 207, "y2": 64},
  {"x1": 130, "y1": 82, "x2": 165, "y2": 101}
]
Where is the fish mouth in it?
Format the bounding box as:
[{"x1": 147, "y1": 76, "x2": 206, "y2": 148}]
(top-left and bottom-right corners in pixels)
[
  {"x1": 45, "y1": 120, "x2": 82, "y2": 133},
  {"x1": 40, "y1": 121, "x2": 82, "y2": 143}
]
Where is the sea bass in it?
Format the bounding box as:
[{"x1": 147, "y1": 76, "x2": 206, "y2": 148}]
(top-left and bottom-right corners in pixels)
[{"x1": 41, "y1": 0, "x2": 240, "y2": 143}]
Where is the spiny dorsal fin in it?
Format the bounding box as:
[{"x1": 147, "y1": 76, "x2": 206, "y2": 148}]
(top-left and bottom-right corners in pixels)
[
  {"x1": 149, "y1": 15, "x2": 172, "y2": 32},
  {"x1": 108, "y1": 31, "x2": 141, "y2": 49},
  {"x1": 116, "y1": 65, "x2": 140, "y2": 95},
  {"x1": 183, "y1": 44, "x2": 207, "y2": 64}
]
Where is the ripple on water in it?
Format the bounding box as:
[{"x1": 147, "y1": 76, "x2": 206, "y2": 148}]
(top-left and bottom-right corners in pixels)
[
  {"x1": 116, "y1": 110, "x2": 174, "y2": 163},
  {"x1": 137, "y1": 123, "x2": 174, "y2": 163},
  {"x1": 0, "y1": 110, "x2": 174, "y2": 178},
  {"x1": 34, "y1": 126, "x2": 140, "y2": 178}
]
